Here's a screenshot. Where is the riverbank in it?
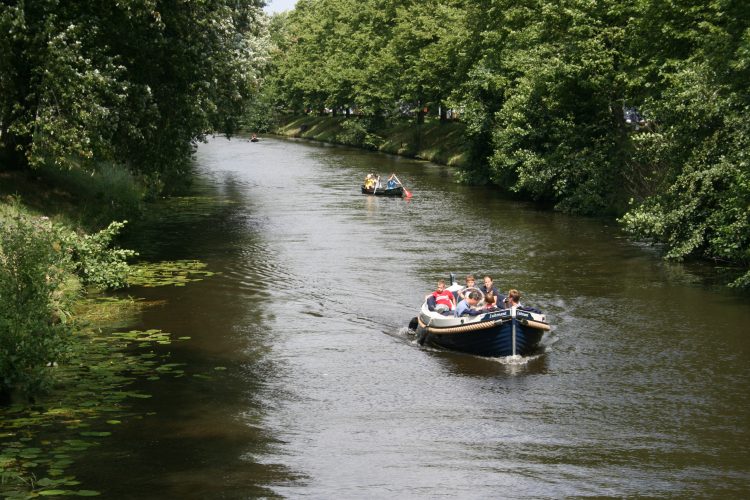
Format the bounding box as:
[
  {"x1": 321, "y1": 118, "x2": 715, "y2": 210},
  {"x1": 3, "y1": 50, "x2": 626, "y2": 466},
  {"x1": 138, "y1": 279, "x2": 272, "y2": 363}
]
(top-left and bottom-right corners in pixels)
[
  {"x1": 272, "y1": 115, "x2": 470, "y2": 168},
  {"x1": 0, "y1": 169, "x2": 218, "y2": 497}
]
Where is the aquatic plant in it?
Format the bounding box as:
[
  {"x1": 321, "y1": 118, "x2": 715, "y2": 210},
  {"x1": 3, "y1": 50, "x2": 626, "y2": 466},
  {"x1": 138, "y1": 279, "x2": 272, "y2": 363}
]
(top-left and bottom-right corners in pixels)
[
  {"x1": 0, "y1": 321, "x2": 189, "y2": 498},
  {"x1": 127, "y1": 260, "x2": 217, "y2": 288}
]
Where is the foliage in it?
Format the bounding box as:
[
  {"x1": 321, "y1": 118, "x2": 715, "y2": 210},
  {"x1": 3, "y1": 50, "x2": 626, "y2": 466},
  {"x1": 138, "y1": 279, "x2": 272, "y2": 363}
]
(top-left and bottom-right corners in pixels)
[
  {"x1": 264, "y1": 0, "x2": 750, "y2": 287},
  {"x1": 382, "y1": 0, "x2": 469, "y2": 123},
  {"x1": 0, "y1": 201, "x2": 137, "y2": 398},
  {"x1": 0, "y1": 1, "x2": 270, "y2": 188},
  {"x1": 273, "y1": 114, "x2": 470, "y2": 165},
  {"x1": 0, "y1": 205, "x2": 75, "y2": 396},
  {"x1": 336, "y1": 119, "x2": 382, "y2": 150},
  {"x1": 619, "y1": 1, "x2": 750, "y2": 286},
  {"x1": 0, "y1": 319, "x2": 192, "y2": 498},
  {"x1": 127, "y1": 260, "x2": 216, "y2": 288},
  {"x1": 64, "y1": 221, "x2": 138, "y2": 290},
  {"x1": 33, "y1": 161, "x2": 147, "y2": 227}
]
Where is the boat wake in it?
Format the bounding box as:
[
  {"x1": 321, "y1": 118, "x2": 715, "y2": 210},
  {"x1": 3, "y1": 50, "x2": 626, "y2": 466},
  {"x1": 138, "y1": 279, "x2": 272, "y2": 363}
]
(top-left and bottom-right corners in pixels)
[{"x1": 486, "y1": 352, "x2": 543, "y2": 365}]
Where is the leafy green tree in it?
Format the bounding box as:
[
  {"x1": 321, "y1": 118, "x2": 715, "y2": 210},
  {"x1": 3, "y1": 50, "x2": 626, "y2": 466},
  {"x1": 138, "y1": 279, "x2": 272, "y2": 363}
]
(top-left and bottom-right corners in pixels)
[
  {"x1": 0, "y1": 1, "x2": 269, "y2": 191},
  {"x1": 383, "y1": 0, "x2": 468, "y2": 123},
  {"x1": 476, "y1": 0, "x2": 629, "y2": 213},
  {"x1": 620, "y1": 0, "x2": 750, "y2": 287}
]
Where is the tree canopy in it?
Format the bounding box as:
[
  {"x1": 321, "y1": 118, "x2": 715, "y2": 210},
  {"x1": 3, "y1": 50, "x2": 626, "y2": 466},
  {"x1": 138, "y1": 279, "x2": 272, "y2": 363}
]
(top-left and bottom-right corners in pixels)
[
  {"x1": 0, "y1": 0, "x2": 269, "y2": 189},
  {"x1": 265, "y1": 0, "x2": 749, "y2": 287}
]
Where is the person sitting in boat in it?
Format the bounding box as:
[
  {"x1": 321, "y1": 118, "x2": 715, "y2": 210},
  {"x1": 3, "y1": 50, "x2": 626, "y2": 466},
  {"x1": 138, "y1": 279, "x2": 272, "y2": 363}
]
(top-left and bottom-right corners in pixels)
[
  {"x1": 505, "y1": 288, "x2": 522, "y2": 309},
  {"x1": 504, "y1": 288, "x2": 542, "y2": 313},
  {"x1": 483, "y1": 290, "x2": 498, "y2": 310},
  {"x1": 364, "y1": 173, "x2": 379, "y2": 190},
  {"x1": 425, "y1": 279, "x2": 456, "y2": 313},
  {"x1": 455, "y1": 290, "x2": 484, "y2": 317},
  {"x1": 386, "y1": 173, "x2": 399, "y2": 189},
  {"x1": 480, "y1": 275, "x2": 506, "y2": 309},
  {"x1": 457, "y1": 274, "x2": 477, "y2": 300}
]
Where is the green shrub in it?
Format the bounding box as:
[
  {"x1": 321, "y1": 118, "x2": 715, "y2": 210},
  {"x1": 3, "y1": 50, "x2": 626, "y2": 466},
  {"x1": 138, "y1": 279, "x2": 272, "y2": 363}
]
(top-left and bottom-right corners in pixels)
[
  {"x1": 336, "y1": 119, "x2": 381, "y2": 150},
  {"x1": 65, "y1": 221, "x2": 138, "y2": 290},
  {"x1": 0, "y1": 202, "x2": 137, "y2": 398},
  {"x1": 0, "y1": 207, "x2": 75, "y2": 397}
]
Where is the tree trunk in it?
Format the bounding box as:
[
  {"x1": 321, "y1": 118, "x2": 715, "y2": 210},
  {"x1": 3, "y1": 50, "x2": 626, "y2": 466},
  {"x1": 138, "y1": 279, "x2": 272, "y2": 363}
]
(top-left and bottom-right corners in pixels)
[{"x1": 0, "y1": 131, "x2": 30, "y2": 170}]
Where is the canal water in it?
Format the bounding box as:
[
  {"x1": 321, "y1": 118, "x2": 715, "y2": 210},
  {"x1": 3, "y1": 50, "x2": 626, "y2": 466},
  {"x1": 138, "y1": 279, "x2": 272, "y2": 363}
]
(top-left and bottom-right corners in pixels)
[{"x1": 76, "y1": 136, "x2": 749, "y2": 498}]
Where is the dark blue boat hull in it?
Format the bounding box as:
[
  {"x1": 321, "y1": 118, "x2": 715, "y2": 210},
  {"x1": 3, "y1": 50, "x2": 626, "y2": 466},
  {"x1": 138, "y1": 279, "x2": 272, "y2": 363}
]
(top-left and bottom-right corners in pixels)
[
  {"x1": 418, "y1": 318, "x2": 545, "y2": 357},
  {"x1": 361, "y1": 185, "x2": 403, "y2": 197}
]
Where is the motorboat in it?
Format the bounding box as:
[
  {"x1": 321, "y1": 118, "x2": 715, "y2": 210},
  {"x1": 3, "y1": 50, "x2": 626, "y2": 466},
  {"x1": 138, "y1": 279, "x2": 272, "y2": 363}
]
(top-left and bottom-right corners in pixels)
[{"x1": 409, "y1": 277, "x2": 550, "y2": 357}]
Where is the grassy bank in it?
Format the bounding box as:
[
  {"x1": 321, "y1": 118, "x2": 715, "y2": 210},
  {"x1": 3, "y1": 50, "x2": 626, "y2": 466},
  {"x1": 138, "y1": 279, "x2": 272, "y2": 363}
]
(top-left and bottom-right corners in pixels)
[
  {"x1": 273, "y1": 115, "x2": 470, "y2": 167},
  {"x1": 0, "y1": 164, "x2": 144, "y2": 233}
]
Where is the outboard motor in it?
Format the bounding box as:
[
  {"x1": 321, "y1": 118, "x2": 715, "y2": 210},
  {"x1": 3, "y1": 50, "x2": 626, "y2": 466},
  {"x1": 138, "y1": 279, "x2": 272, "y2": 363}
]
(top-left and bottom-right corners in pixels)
[{"x1": 408, "y1": 317, "x2": 418, "y2": 331}]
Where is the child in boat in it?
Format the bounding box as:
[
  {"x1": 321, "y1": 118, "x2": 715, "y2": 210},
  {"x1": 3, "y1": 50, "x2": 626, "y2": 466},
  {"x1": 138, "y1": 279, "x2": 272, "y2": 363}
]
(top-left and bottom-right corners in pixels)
[
  {"x1": 457, "y1": 274, "x2": 477, "y2": 300},
  {"x1": 426, "y1": 279, "x2": 456, "y2": 312},
  {"x1": 505, "y1": 289, "x2": 522, "y2": 308},
  {"x1": 504, "y1": 289, "x2": 543, "y2": 313},
  {"x1": 483, "y1": 290, "x2": 498, "y2": 310}
]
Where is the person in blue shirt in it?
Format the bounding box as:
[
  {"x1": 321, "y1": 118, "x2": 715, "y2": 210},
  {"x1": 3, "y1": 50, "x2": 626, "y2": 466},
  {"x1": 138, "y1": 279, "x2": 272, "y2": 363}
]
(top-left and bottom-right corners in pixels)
[
  {"x1": 455, "y1": 290, "x2": 483, "y2": 317},
  {"x1": 386, "y1": 173, "x2": 399, "y2": 189}
]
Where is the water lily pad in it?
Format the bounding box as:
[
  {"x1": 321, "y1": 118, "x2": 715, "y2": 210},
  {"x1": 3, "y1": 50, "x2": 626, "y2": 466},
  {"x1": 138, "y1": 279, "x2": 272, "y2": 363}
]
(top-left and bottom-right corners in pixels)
[
  {"x1": 127, "y1": 260, "x2": 217, "y2": 287},
  {"x1": 0, "y1": 267, "x2": 201, "y2": 497}
]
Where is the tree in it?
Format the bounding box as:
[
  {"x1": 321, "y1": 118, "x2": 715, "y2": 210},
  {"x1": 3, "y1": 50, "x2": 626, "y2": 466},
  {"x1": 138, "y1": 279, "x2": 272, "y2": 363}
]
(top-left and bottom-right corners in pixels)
[
  {"x1": 381, "y1": 0, "x2": 468, "y2": 123},
  {"x1": 0, "y1": 0, "x2": 269, "y2": 191},
  {"x1": 620, "y1": 0, "x2": 750, "y2": 287}
]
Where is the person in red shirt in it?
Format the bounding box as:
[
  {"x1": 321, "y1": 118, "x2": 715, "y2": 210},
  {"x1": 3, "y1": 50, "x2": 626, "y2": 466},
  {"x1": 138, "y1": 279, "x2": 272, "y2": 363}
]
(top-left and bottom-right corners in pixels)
[{"x1": 425, "y1": 279, "x2": 456, "y2": 312}]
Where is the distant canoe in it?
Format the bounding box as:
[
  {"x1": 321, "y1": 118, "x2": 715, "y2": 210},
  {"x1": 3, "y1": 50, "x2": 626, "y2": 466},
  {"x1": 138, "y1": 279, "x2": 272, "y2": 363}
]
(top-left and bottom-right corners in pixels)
[
  {"x1": 361, "y1": 185, "x2": 404, "y2": 197},
  {"x1": 250, "y1": 137, "x2": 259, "y2": 142}
]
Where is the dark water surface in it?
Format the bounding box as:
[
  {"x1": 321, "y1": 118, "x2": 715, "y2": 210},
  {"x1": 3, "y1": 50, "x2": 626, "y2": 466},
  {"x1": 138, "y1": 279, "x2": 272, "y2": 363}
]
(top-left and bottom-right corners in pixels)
[{"x1": 76, "y1": 136, "x2": 749, "y2": 498}]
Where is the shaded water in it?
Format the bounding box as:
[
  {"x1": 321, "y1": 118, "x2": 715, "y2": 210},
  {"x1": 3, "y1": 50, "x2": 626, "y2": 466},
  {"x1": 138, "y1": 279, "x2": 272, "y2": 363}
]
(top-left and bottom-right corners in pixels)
[{"x1": 76, "y1": 136, "x2": 749, "y2": 498}]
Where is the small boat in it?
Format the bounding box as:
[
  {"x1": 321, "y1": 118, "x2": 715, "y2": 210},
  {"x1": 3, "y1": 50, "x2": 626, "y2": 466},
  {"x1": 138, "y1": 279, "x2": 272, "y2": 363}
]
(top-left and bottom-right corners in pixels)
[
  {"x1": 361, "y1": 185, "x2": 404, "y2": 197},
  {"x1": 250, "y1": 134, "x2": 259, "y2": 142},
  {"x1": 410, "y1": 279, "x2": 550, "y2": 357}
]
